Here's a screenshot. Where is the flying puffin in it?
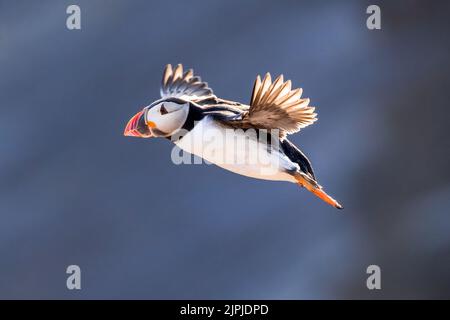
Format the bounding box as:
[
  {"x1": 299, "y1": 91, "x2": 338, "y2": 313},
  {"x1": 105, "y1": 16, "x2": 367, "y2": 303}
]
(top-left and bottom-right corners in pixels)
[{"x1": 124, "y1": 64, "x2": 343, "y2": 209}]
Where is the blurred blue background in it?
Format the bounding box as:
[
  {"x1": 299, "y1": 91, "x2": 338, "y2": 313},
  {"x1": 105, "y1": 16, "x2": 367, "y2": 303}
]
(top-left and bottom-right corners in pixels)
[{"x1": 1, "y1": 0, "x2": 449, "y2": 299}]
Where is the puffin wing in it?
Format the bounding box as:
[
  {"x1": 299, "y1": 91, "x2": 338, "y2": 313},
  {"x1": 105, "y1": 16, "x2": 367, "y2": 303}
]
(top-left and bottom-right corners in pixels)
[
  {"x1": 160, "y1": 64, "x2": 215, "y2": 102},
  {"x1": 230, "y1": 73, "x2": 317, "y2": 136}
]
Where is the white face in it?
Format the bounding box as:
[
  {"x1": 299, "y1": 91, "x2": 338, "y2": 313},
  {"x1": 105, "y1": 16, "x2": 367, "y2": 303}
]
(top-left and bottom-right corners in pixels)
[{"x1": 145, "y1": 101, "x2": 189, "y2": 136}]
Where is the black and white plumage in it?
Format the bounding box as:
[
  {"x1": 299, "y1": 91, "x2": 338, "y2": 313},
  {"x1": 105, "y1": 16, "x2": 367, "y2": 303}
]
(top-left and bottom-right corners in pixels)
[{"x1": 124, "y1": 64, "x2": 342, "y2": 209}]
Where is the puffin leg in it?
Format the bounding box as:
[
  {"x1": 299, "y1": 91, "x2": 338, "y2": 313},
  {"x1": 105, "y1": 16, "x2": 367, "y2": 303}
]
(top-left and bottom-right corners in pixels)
[{"x1": 293, "y1": 172, "x2": 343, "y2": 210}]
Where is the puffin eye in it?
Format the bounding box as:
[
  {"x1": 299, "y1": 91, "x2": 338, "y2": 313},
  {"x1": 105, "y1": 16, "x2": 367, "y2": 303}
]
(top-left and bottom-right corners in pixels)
[{"x1": 160, "y1": 104, "x2": 168, "y2": 115}]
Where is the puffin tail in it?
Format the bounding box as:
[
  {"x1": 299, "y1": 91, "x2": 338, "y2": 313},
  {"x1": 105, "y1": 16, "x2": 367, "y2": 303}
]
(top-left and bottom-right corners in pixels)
[{"x1": 294, "y1": 172, "x2": 343, "y2": 210}]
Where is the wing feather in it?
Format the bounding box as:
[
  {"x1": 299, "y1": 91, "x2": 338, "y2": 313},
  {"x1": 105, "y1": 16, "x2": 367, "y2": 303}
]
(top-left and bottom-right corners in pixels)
[
  {"x1": 239, "y1": 73, "x2": 318, "y2": 135},
  {"x1": 253, "y1": 73, "x2": 271, "y2": 106},
  {"x1": 160, "y1": 64, "x2": 215, "y2": 102},
  {"x1": 250, "y1": 75, "x2": 261, "y2": 106}
]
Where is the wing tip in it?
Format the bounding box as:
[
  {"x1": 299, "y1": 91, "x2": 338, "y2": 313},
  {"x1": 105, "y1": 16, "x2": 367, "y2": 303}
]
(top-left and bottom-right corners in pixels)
[
  {"x1": 247, "y1": 72, "x2": 319, "y2": 134},
  {"x1": 160, "y1": 64, "x2": 215, "y2": 100}
]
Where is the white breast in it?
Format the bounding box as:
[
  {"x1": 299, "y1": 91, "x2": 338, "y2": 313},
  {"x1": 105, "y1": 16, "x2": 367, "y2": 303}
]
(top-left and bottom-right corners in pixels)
[{"x1": 173, "y1": 116, "x2": 298, "y2": 183}]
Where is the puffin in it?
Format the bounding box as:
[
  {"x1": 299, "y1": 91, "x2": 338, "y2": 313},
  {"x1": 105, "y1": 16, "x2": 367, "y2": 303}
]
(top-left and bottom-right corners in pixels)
[{"x1": 124, "y1": 64, "x2": 343, "y2": 209}]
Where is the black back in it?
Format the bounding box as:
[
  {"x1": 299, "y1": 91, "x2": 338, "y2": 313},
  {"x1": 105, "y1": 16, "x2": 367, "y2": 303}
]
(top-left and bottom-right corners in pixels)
[{"x1": 281, "y1": 139, "x2": 316, "y2": 179}]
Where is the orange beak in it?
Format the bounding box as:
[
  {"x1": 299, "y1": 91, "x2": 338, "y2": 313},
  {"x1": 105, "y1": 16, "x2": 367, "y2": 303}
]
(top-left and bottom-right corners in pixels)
[{"x1": 124, "y1": 111, "x2": 145, "y2": 137}]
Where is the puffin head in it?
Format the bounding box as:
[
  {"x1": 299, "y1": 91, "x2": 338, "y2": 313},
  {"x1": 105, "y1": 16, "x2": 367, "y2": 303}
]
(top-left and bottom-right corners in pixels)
[{"x1": 124, "y1": 98, "x2": 189, "y2": 138}]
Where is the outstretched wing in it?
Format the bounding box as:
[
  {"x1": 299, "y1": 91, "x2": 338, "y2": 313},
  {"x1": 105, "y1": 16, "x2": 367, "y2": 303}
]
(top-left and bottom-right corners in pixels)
[
  {"x1": 160, "y1": 64, "x2": 215, "y2": 102},
  {"x1": 240, "y1": 73, "x2": 317, "y2": 135}
]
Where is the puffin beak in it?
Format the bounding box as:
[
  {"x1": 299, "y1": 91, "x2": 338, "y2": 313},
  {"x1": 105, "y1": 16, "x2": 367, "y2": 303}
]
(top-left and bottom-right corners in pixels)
[{"x1": 124, "y1": 111, "x2": 145, "y2": 137}]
